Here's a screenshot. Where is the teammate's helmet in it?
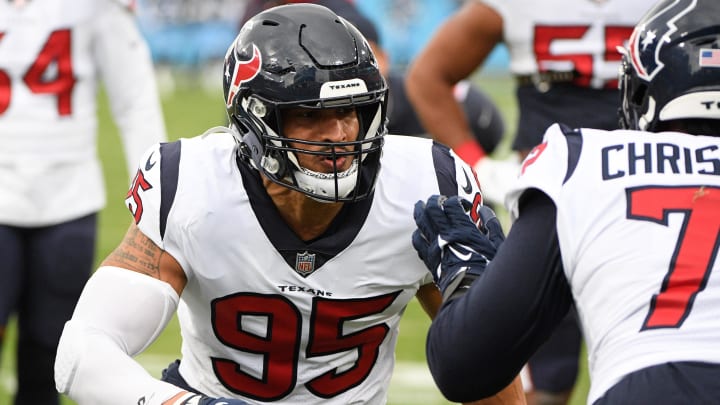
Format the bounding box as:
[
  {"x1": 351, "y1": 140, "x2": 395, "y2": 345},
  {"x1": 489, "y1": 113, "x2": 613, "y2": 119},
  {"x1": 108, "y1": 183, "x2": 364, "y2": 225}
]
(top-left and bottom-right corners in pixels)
[
  {"x1": 223, "y1": 3, "x2": 388, "y2": 202},
  {"x1": 619, "y1": 0, "x2": 720, "y2": 132}
]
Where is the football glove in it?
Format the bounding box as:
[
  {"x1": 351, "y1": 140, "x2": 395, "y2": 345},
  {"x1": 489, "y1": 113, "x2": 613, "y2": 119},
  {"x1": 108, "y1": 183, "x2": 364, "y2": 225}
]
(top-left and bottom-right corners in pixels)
[
  {"x1": 412, "y1": 195, "x2": 505, "y2": 301},
  {"x1": 176, "y1": 393, "x2": 250, "y2": 405}
]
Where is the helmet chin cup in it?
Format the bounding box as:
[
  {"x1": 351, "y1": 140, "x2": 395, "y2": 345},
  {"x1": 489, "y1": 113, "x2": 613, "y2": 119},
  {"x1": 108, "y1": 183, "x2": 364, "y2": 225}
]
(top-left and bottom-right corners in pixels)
[{"x1": 293, "y1": 159, "x2": 360, "y2": 202}]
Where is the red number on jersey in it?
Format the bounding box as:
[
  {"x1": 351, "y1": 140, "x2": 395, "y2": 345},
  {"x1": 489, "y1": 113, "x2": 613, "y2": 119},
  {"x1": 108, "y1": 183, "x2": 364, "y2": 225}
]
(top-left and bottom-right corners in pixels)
[
  {"x1": 521, "y1": 141, "x2": 548, "y2": 175},
  {"x1": 306, "y1": 295, "x2": 394, "y2": 398},
  {"x1": 0, "y1": 33, "x2": 10, "y2": 114},
  {"x1": 126, "y1": 169, "x2": 153, "y2": 224},
  {"x1": 0, "y1": 29, "x2": 76, "y2": 116},
  {"x1": 627, "y1": 186, "x2": 720, "y2": 330},
  {"x1": 534, "y1": 25, "x2": 634, "y2": 89},
  {"x1": 534, "y1": 25, "x2": 592, "y2": 86},
  {"x1": 211, "y1": 291, "x2": 399, "y2": 401}
]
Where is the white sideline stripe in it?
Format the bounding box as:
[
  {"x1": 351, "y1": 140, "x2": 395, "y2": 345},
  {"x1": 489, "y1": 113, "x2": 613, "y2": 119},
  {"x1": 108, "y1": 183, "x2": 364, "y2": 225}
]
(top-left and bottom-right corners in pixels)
[{"x1": 1, "y1": 354, "x2": 451, "y2": 404}]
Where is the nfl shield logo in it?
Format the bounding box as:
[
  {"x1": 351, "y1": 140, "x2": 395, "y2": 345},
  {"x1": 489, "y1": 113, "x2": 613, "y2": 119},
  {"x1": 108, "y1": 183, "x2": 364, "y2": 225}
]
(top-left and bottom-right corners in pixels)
[{"x1": 295, "y1": 251, "x2": 316, "y2": 277}]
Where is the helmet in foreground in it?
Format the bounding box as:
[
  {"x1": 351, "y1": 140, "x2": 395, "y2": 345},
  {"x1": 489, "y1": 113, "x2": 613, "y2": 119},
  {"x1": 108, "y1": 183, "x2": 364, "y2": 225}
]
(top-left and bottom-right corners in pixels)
[
  {"x1": 223, "y1": 3, "x2": 388, "y2": 202},
  {"x1": 619, "y1": 0, "x2": 720, "y2": 132}
]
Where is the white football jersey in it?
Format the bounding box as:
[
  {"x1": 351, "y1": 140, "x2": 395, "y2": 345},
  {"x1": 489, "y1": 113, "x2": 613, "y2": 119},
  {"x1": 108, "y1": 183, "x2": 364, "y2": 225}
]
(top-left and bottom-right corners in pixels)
[
  {"x1": 478, "y1": 0, "x2": 654, "y2": 88},
  {"x1": 507, "y1": 124, "x2": 720, "y2": 403},
  {"x1": 0, "y1": 0, "x2": 165, "y2": 226},
  {"x1": 128, "y1": 132, "x2": 483, "y2": 404}
]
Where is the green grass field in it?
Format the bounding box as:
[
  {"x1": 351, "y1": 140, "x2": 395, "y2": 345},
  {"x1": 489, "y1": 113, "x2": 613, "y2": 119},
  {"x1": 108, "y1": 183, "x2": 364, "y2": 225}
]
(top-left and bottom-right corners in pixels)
[{"x1": 0, "y1": 74, "x2": 589, "y2": 404}]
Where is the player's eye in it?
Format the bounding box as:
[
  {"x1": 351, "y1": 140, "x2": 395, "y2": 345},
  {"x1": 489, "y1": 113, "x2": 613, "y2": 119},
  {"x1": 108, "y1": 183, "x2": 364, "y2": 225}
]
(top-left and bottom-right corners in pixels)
[
  {"x1": 335, "y1": 107, "x2": 356, "y2": 117},
  {"x1": 284, "y1": 108, "x2": 315, "y2": 121}
]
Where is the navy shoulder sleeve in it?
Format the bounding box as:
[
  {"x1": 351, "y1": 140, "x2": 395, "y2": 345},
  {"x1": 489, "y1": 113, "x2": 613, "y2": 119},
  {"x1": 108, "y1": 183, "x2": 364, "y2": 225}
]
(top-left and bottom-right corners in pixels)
[
  {"x1": 158, "y1": 141, "x2": 181, "y2": 240},
  {"x1": 430, "y1": 141, "x2": 484, "y2": 203}
]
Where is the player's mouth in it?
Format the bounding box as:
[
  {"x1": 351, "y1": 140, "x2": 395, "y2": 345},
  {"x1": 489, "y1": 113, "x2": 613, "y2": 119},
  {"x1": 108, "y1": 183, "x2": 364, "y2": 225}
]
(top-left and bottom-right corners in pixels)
[{"x1": 320, "y1": 155, "x2": 349, "y2": 172}]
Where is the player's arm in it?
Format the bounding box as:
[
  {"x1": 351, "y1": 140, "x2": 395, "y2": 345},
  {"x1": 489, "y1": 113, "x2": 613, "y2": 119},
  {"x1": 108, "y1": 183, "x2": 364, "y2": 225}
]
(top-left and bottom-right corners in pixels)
[
  {"x1": 416, "y1": 282, "x2": 443, "y2": 318},
  {"x1": 102, "y1": 222, "x2": 187, "y2": 294},
  {"x1": 426, "y1": 190, "x2": 572, "y2": 402},
  {"x1": 416, "y1": 282, "x2": 527, "y2": 404},
  {"x1": 93, "y1": 0, "x2": 167, "y2": 175},
  {"x1": 54, "y1": 222, "x2": 191, "y2": 404},
  {"x1": 405, "y1": 1, "x2": 502, "y2": 155},
  {"x1": 414, "y1": 209, "x2": 525, "y2": 405},
  {"x1": 405, "y1": 2, "x2": 518, "y2": 205}
]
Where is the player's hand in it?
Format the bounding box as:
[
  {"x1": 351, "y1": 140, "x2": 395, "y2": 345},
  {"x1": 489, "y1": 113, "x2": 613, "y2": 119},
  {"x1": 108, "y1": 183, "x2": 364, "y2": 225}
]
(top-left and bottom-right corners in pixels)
[
  {"x1": 195, "y1": 396, "x2": 249, "y2": 405},
  {"x1": 412, "y1": 195, "x2": 505, "y2": 301},
  {"x1": 473, "y1": 155, "x2": 520, "y2": 206}
]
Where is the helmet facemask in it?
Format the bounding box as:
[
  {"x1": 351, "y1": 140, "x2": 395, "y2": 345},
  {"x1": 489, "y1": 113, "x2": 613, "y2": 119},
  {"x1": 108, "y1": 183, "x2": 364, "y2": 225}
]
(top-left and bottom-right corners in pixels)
[
  {"x1": 619, "y1": 55, "x2": 652, "y2": 131},
  {"x1": 236, "y1": 91, "x2": 386, "y2": 202}
]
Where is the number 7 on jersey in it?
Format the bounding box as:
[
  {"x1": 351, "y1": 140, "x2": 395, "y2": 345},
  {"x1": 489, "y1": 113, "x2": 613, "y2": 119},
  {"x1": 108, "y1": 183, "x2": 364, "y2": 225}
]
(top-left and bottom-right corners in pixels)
[{"x1": 627, "y1": 185, "x2": 720, "y2": 330}]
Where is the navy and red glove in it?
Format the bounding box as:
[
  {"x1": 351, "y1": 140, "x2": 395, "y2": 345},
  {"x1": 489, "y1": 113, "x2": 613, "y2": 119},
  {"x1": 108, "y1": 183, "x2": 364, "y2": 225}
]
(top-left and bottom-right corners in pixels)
[
  {"x1": 412, "y1": 195, "x2": 505, "y2": 301},
  {"x1": 199, "y1": 397, "x2": 249, "y2": 405},
  {"x1": 177, "y1": 394, "x2": 250, "y2": 405}
]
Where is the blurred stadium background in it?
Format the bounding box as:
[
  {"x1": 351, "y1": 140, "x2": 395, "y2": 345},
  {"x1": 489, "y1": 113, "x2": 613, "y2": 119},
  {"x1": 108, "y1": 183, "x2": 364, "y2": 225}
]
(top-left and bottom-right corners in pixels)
[{"x1": 0, "y1": 1, "x2": 590, "y2": 403}]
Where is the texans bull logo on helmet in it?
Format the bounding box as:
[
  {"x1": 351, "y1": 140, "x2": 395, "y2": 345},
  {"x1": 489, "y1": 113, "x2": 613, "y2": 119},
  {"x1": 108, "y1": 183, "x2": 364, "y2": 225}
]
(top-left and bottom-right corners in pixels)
[
  {"x1": 224, "y1": 44, "x2": 262, "y2": 108},
  {"x1": 628, "y1": 0, "x2": 697, "y2": 81}
]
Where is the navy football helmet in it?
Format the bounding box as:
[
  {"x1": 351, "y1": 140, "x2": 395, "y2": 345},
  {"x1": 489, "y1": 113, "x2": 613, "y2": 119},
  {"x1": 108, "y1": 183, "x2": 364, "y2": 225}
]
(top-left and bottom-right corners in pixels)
[
  {"x1": 223, "y1": 3, "x2": 388, "y2": 202},
  {"x1": 619, "y1": 0, "x2": 720, "y2": 132}
]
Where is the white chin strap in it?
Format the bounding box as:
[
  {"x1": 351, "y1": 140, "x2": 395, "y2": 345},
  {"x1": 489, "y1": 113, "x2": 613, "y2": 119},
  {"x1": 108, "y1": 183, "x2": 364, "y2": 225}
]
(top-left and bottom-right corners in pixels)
[{"x1": 293, "y1": 159, "x2": 359, "y2": 201}]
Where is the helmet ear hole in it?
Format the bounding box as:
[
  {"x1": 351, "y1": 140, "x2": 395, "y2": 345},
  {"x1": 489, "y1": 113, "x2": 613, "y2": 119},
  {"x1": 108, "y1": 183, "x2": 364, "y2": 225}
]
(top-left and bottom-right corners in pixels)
[
  {"x1": 631, "y1": 84, "x2": 647, "y2": 106},
  {"x1": 261, "y1": 150, "x2": 287, "y2": 176}
]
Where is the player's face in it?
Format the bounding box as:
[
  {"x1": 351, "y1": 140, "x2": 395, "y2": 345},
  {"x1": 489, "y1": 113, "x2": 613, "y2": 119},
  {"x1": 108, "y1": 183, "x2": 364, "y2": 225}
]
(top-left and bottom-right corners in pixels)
[{"x1": 281, "y1": 107, "x2": 360, "y2": 173}]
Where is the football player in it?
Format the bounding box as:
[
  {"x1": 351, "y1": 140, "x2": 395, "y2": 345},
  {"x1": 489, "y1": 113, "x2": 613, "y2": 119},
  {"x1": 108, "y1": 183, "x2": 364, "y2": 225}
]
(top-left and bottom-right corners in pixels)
[
  {"x1": 53, "y1": 4, "x2": 524, "y2": 404},
  {"x1": 0, "y1": 0, "x2": 166, "y2": 403},
  {"x1": 413, "y1": 0, "x2": 720, "y2": 403},
  {"x1": 405, "y1": 1, "x2": 656, "y2": 403}
]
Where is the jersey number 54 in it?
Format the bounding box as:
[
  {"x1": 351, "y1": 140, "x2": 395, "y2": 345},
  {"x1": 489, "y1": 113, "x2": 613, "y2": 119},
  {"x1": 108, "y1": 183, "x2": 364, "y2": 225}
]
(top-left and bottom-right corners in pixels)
[{"x1": 0, "y1": 29, "x2": 75, "y2": 115}]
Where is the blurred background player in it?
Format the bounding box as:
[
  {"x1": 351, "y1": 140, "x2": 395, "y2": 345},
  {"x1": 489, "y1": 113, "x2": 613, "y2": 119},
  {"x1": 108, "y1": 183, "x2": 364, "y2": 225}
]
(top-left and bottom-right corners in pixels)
[
  {"x1": 414, "y1": 0, "x2": 720, "y2": 403},
  {"x1": 0, "y1": 0, "x2": 166, "y2": 403},
  {"x1": 240, "y1": 0, "x2": 506, "y2": 154},
  {"x1": 405, "y1": 1, "x2": 655, "y2": 404}
]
